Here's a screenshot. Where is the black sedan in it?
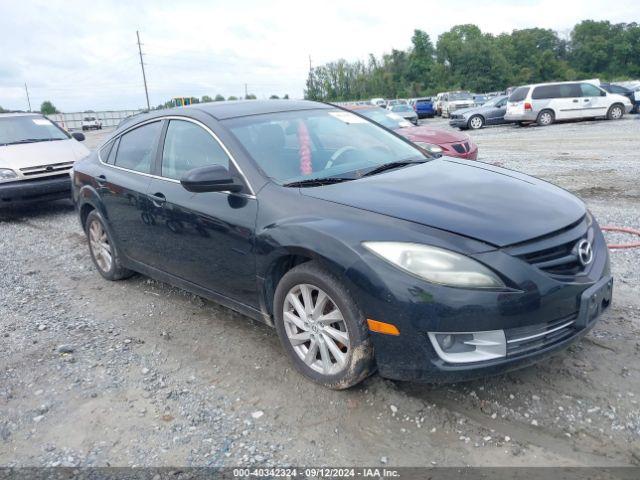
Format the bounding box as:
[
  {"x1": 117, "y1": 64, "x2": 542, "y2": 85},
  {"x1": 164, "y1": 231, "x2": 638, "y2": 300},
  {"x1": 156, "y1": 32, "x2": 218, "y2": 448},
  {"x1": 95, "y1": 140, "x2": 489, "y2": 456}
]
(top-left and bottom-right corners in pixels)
[
  {"x1": 73, "y1": 100, "x2": 612, "y2": 389},
  {"x1": 449, "y1": 95, "x2": 510, "y2": 130}
]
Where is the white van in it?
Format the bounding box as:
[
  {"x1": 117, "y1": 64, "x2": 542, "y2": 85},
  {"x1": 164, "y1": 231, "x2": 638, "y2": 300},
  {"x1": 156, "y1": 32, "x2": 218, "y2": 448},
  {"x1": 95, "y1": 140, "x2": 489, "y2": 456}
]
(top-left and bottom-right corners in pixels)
[
  {"x1": 505, "y1": 81, "x2": 632, "y2": 126},
  {"x1": 0, "y1": 113, "x2": 90, "y2": 206}
]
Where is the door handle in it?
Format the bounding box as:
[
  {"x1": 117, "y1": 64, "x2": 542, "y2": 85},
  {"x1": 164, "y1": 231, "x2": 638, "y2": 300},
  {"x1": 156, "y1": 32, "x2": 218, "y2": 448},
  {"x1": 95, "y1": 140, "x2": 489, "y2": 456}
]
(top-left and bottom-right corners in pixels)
[
  {"x1": 573, "y1": 99, "x2": 579, "y2": 103},
  {"x1": 148, "y1": 192, "x2": 166, "y2": 205},
  {"x1": 96, "y1": 174, "x2": 107, "y2": 185},
  {"x1": 583, "y1": 99, "x2": 590, "y2": 102}
]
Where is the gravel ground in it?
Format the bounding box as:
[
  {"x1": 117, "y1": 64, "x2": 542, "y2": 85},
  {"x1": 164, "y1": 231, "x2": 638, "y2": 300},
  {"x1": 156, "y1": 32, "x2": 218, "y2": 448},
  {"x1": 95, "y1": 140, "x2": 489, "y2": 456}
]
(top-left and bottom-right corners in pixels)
[{"x1": 1, "y1": 117, "x2": 639, "y2": 468}]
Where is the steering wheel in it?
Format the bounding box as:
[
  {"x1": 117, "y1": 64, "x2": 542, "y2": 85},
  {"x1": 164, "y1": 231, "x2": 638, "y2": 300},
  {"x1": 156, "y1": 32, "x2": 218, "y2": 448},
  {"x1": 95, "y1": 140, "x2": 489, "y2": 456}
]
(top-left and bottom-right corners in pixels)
[{"x1": 325, "y1": 146, "x2": 357, "y2": 170}]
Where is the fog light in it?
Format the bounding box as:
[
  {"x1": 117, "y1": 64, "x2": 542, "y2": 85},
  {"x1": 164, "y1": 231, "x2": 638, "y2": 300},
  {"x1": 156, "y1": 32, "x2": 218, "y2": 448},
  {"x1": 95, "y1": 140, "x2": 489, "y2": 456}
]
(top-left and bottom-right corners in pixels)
[
  {"x1": 428, "y1": 330, "x2": 506, "y2": 364},
  {"x1": 441, "y1": 334, "x2": 455, "y2": 350}
]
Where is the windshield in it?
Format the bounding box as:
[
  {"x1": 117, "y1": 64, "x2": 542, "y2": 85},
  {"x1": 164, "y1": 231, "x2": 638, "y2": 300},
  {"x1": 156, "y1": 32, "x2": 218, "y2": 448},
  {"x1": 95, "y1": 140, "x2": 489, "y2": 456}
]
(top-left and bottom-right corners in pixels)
[
  {"x1": 224, "y1": 109, "x2": 427, "y2": 185},
  {"x1": 449, "y1": 92, "x2": 473, "y2": 101},
  {"x1": 0, "y1": 116, "x2": 69, "y2": 145},
  {"x1": 482, "y1": 96, "x2": 506, "y2": 107},
  {"x1": 391, "y1": 105, "x2": 413, "y2": 113}
]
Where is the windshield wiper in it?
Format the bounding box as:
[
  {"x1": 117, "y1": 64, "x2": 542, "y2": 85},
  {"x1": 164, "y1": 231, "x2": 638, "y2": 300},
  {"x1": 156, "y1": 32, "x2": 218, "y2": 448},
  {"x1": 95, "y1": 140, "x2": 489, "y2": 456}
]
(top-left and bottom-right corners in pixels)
[
  {"x1": 363, "y1": 159, "x2": 426, "y2": 177},
  {"x1": 3, "y1": 138, "x2": 58, "y2": 145},
  {"x1": 283, "y1": 177, "x2": 354, "y2": 188}
]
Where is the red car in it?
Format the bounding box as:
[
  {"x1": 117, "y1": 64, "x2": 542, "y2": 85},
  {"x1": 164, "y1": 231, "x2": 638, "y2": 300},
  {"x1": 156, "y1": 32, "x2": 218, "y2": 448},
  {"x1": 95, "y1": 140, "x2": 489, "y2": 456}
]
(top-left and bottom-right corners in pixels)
[{"x1": 347, "y1": 105, "x2": 478, "y2": 160}]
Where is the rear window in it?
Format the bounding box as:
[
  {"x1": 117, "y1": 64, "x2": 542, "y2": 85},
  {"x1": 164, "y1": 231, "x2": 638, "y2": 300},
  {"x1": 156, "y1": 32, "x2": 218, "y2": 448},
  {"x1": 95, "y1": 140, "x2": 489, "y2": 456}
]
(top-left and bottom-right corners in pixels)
[
  {"x1": 114, "y1": 121, "x2": 161, "y2": 173},
  {"x1": 508, "y1": 87, "x2": 529, "y2": 102}
]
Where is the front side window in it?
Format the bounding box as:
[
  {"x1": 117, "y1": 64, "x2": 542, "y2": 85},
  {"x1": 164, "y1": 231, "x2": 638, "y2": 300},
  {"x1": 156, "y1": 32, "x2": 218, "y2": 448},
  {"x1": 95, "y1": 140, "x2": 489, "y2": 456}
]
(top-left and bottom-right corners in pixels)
[
  {"x1": 580, "y1": 83, "x2": 604, "y2": 97},
  {"x1": 161, "y1": 120, "x2": 230, "y2": 180},
  {"x1": 225, "y1": 109, "x2": 427, "y2": 184},
  {"x1": 0, "y1": 115, "x2": 69, "y2": 145},
  {"x1": 114, "y1": 121, "x2": 161, "y2": 173}
]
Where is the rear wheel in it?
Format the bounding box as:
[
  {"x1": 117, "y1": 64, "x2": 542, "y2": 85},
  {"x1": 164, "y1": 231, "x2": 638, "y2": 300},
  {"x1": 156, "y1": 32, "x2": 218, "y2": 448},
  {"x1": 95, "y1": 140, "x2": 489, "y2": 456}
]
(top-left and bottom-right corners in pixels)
[
  {"x1": 607, "y1": 103, "x2": 624, "y2": 120},
  {"x1": 85, "y1": 210, "x2": 133, "y2": 281},
  {"x1": 273, "y1": 261, "x2": 374, "y2": 389},
  {"x1": 536, "y1": 109, "x2": 554, "y2": 126},
  {"x1": 468, "y1": 115, "x2": 485, "y2": 130}
]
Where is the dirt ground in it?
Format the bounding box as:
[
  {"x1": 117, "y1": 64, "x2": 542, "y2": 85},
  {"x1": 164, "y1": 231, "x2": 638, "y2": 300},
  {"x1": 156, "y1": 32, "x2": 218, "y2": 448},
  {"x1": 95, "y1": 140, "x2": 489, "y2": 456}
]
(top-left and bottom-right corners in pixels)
[{"x1": 1, "y1": 115, "x2": 639, "y2": 468}]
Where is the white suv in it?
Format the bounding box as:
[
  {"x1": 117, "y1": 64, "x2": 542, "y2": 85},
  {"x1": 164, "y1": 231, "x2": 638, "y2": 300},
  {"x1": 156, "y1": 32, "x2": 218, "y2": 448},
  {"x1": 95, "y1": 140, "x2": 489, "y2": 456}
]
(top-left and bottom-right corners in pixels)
[
  {"x1": 0, "y1": 113, "x2": 90, "y2": 206},
  {"x1": 505, "y1": 81, "x2": 632, "y2": 126},
  {"x1": 82, "y1": 116, "x2": 102, "y2": 131}
]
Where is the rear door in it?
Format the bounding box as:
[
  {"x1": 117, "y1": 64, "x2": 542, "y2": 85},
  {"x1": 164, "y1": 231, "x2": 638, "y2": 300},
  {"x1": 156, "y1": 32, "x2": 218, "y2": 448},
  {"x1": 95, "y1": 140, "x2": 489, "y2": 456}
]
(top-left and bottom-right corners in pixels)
[
  {"x1": 144, "y1": 118, "x2": 258, "y2": 307},
  {"x1": 506, "y1": 87, "x2": 530, "y2": 117},
  {"x1": 579, "y1": 83, "x2": 608, "y2": 117},
  {"x1": 99, "y1": 120, "x2": 162, "y2": 264}
]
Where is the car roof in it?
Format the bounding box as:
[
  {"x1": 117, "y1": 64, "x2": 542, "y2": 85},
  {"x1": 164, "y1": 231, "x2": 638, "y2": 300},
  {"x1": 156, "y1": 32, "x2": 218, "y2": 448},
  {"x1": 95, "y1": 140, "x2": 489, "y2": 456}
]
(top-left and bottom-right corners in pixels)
[
  {"x1": 185, "y1": 99, "x2": 330, "y2": 120},
  {"x1": 117, "y1": 100, "x2": 333, "y2": 130}
]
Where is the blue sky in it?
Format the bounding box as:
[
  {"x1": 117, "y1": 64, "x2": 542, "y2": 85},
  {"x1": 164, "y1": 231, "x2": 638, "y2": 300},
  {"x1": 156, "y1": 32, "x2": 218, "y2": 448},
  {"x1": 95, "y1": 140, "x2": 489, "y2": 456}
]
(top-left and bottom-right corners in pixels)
[{"x1": 1, "y1": 0, "x2": 638, "y2": 112}]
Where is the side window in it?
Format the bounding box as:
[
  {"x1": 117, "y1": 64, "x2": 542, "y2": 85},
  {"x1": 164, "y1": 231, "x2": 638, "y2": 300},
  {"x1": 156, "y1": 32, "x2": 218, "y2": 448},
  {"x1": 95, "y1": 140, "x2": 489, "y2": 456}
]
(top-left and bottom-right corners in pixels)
[
  {"x1": 106, "y1": 138, "x2": 120, "y2": 165},
  {"x1": 532, "y1": 85, "x2": 560, "y2": 99},
  {"x1": 560, "y1": 84, "x2": 581, "y2": 98},
  {"x1": 99, "y1": 141, "x2": 113, "y2": 162},
  {"x1": 114, "y1": 122, "x2": 161, "y2": 173},
  {"x1": 580, "y1": 83, "x2": 602, "y2": 97},
  {"x1": 161, "y1": 120, "x2": 230, "y2": 180}
]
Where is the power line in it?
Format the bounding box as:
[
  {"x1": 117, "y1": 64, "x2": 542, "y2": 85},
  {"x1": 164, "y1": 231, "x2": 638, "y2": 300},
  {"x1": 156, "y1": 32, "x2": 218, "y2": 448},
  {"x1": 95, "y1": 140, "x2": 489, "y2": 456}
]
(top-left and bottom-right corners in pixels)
[
  {"x1": 137, "y1": 30, "x2": 150, "y2": 110},
  {"x1": 24, "y1": 83, "x2": 32, "y2": 111}
]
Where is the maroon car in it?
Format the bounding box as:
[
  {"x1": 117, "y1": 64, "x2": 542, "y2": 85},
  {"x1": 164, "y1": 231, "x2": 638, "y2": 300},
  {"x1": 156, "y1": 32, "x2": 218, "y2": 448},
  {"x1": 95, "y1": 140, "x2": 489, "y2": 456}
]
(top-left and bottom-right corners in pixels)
[{"x1": 347, "y1": 105, "x2": 478, "y2": 160}]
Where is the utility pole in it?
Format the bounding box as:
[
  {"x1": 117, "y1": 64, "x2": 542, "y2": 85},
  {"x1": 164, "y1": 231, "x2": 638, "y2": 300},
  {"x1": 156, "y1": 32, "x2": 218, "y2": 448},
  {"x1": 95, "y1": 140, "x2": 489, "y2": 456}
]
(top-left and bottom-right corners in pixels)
[
  {"x1": 244, "y1": 83, "x2": 248, "y2": 99},
  {"x1": 136, "y1": 30, "x2": 150, "y2": 110},
  {"x1": 24, "y1": 83, "x2": 32, "y2": 112}
]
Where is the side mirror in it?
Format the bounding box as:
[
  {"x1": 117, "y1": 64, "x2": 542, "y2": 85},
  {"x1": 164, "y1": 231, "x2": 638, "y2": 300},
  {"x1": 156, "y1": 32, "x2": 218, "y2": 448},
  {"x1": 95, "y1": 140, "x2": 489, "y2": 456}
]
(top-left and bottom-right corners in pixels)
[
  {"x1": 72, "y1": 132, "x2": 85, "y2": 142},
  {"x1": 180, "y1": 165, "x2": 243, "y2": 193}
]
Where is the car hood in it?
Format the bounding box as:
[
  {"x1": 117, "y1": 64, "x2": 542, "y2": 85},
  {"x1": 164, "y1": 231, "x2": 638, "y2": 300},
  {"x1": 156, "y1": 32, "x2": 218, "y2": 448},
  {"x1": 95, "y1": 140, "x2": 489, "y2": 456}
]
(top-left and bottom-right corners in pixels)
[
  {"x1": 0, "y1": 139, "x2": 90, "y2": 169},
  {"x1": 397, "y1": 125, "x2": 469, "y2": 144},
  {"x1": 301, "y1": 158, "x2": 585, "y2": 247}
]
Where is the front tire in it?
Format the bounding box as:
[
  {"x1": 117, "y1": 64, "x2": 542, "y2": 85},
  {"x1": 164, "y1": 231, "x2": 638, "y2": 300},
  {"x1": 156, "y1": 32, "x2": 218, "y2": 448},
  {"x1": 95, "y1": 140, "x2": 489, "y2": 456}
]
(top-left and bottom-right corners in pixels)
[
  {"x1": 273, "y1": 261, "x2": 374, "y2": 389},
  {"x1": 85, "y1": 210, "x2": 133, "y2": 281},
  {"x1": 607, "y1": 103, "x2": 624, "y2": 120},
  {"x1": 536, "y1": 109, "x2": 555, "y2": 126},
  {"x1": 468, "y1": 115, "x2": 485, "y2": 130}
]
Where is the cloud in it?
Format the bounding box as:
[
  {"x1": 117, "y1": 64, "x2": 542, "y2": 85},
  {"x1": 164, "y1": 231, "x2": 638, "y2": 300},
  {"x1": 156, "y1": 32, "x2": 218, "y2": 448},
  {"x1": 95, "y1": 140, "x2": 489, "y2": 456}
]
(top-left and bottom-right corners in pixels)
[{"x1": 0, "y1": 0, "x2": 637, "y2": 111}]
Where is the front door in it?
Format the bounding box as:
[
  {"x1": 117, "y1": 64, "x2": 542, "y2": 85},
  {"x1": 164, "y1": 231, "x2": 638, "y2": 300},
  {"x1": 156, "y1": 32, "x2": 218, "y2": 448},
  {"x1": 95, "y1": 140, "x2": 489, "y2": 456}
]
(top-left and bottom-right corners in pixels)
[
  {"x1": 144, "y1": 118, "x2": 258, "y2": 307},
  {"x1": 579, "y1": 83, "x2": 609, "y2": 118}
]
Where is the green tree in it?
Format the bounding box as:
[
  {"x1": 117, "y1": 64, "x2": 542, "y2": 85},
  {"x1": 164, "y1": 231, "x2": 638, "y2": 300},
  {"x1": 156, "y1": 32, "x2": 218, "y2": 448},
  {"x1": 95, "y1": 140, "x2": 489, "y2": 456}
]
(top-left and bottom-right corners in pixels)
[
  {"x1": 269, "y1": 94, "x2": 280, "y2": 99},
  {"x1": 0, "y1": 106, "x2": 5, "y2": 113},
  {"x1": 283, "y1": 94, "x2": 289, "y2": 99},
  {"x1": 40, "y1": 101, "x2": 59, "y2": 115},
  {"x1": 214, "y1": 94, "x2": 225, "y2": 101},
  {"x1": 201, "y1": 95, "x2": 213, "y2": 103},
  {"x1": 245, "y1": 93, "x2": 257, "y2": 100},
  {"x1": 228, "y1": 96, "x2": 238, "y2": 101}
]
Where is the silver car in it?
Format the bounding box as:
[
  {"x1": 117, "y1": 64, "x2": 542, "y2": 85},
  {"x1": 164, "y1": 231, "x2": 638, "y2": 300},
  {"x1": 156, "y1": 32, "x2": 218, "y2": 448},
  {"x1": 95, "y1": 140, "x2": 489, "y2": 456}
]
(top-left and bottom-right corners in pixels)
[
  {"x1": 0, "y1": 113, "x2": 90, "y2": 206},
  {"x1": 386, "y1": 104, "x2": 418, "y2": 125}
]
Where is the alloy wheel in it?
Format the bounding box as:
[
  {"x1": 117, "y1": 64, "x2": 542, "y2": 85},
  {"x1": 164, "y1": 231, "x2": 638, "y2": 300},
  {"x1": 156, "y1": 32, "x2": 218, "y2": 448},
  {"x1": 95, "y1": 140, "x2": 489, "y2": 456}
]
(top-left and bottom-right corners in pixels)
[
  {"x1": 469, "y1": 116, "x2": 483, "y2": 129},
  {"x1": 539, "y1": 112, "x2": 552, "y2": 125},
  {"x1": 282, "y1": 283, "x2": 350, "y2": 375},
  {"x1": 611, "y1": 106, "x2": 622, "y2": 119},
  {"x1": 88, "y1": 219, "x2": 113, "y2": 273}
]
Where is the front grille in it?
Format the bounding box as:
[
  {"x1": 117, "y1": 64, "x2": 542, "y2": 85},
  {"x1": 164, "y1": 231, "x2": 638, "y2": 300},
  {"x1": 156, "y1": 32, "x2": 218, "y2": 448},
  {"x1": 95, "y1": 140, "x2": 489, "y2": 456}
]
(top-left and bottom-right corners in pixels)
[
  {"x1": 451, "y1": 142, "x2": 470, "y2": 154},
  {"x1": 505, "y1": 313, "x2": 578, "y2": 357},
  {"x1": 20, "y1": 161, "x2": 74, "y2": 177},
  {"x1": 518, "y1": 237, "x2": 585, "y2": 276}
]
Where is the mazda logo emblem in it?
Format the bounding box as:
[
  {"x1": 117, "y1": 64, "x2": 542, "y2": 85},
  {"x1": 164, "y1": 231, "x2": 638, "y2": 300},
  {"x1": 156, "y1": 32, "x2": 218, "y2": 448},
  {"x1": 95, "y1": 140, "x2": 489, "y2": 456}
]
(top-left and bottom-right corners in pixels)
[{"x1": 576, "y1": 239, "x2": 593, "y2": 266}]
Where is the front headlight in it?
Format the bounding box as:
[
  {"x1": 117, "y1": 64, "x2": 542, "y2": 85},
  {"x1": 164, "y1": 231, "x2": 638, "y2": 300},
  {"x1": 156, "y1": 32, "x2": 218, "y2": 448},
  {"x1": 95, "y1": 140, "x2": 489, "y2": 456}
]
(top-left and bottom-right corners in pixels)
[
  {"x1": 363, "y1": 242, "x2": 505, "y2": 289},
  {"x1": 0, "y1": 169, "x2": 19, "y2": 183},
  {"x1": 414, "y1": 142, "x2": 443, "y2": 154}
]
